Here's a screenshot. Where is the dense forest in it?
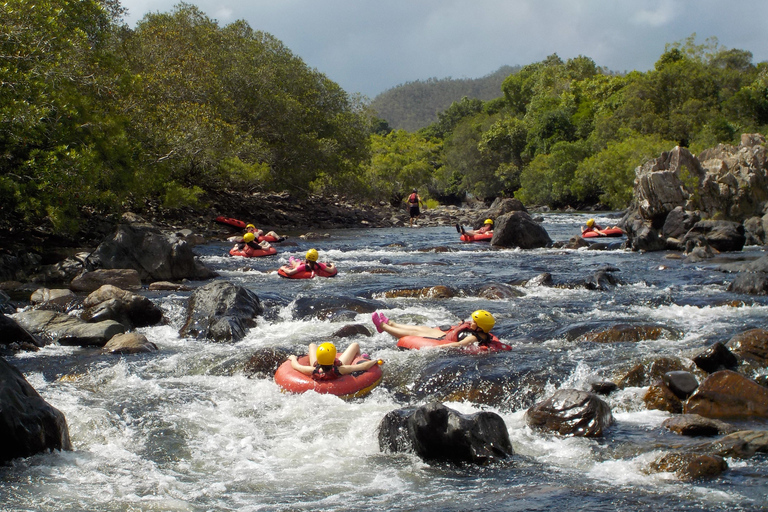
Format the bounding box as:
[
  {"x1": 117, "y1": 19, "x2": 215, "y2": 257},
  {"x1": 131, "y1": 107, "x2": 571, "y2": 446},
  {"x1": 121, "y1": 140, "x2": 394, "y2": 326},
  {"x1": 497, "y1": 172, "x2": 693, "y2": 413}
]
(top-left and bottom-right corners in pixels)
[
  {"x1": 2, "y1": 0, "x2": 768, "y2": 239},
  {"x1": 369, "y1": 66, "x2": 518, "y2": 132}
]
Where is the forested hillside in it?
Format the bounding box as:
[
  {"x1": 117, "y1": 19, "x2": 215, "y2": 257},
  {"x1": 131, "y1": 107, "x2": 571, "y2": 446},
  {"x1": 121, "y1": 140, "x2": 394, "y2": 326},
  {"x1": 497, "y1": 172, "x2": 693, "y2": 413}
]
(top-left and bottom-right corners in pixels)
[
  {"x1": 366, "y1": 38, "x2": 768, "y2": 208},
  {"x1": 2, "y1": 0, "x2": 767, "y2": 240},
  {"x1": 369, "y1": 66, "x2": 518, "y2": 131}
]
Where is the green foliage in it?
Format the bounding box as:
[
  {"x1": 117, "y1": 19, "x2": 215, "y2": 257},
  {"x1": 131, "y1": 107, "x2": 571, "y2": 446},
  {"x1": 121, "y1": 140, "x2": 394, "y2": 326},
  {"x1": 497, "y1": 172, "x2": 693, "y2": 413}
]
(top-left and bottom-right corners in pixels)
[
  {"x1": 515, "y1": 140, "x2": 591, "y2": 207},
  {"x1": 365, "y1": 130, "x2": 441, "y2": 205},
  {"x1": 573, "y1": 133, "x2": 676, "y2": 209},
  {"x1": 163, "y1": 182, "x2": 205, "y2": 209}
]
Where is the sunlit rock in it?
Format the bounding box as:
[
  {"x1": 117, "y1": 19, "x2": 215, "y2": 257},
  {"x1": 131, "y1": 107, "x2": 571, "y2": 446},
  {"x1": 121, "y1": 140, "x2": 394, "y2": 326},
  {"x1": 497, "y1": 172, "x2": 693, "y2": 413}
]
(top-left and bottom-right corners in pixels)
[
  {"x1": 685, "y1": 370, "x2": 768, "y2": 419},
  {"x1": 525, "y1": 389, "x2": 613, "y2": 437}
]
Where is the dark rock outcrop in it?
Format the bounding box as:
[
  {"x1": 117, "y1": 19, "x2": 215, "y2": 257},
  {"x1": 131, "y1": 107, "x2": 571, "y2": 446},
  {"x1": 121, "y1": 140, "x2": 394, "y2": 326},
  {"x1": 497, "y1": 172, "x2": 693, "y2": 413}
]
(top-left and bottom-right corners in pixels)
[
  {"x1": 179, "y1": 281, "x2": 263, "y2": 342},
  {"x1": 0, "y1": 357, "x2": 72, "y2": 463},
  {"x1": 377, "y1": 402, "x2": 513, "y2": 465},
  {"x1": 491, "y1": 211, "x2": 551, "y2": 249},
  {"x1": 88, "y1": 222, "x2": 216, "y2": 281},
  {"x1": 692, "y1": 341, "x2": 739, "y2": 374}
]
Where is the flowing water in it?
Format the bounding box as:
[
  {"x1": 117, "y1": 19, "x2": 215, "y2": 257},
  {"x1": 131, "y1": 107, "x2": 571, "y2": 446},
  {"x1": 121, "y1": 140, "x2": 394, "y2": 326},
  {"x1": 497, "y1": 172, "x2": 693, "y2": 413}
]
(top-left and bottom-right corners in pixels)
[{"x1": 3, "y1": 213, "x2": 768, "y2": 511}]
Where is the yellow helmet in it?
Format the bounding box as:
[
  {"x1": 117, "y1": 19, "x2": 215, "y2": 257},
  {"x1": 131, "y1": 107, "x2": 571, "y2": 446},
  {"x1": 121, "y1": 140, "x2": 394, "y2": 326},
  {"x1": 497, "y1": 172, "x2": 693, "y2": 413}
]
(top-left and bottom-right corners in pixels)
[
  {"x1": 243, "y1": 232, "x2": 256, "y2": 243},
  {"x1": 316, "y1": 342, "x2": 337, "y2": 365},
  {"x1": 484, "y1": 218, "x2": 493, "y2": 225},
  {"x1": 306, "y1": 248, "x2": 319, "y2": 262},
  {"x1": 471, "y1": 310, "x2": 495, "y2": 333},
  {"x1": 586, "y1": 218, "x2": 595, "y2": 228},
  {"x1": 246, "y1": 224, "x2": 256, "y2": 230}
]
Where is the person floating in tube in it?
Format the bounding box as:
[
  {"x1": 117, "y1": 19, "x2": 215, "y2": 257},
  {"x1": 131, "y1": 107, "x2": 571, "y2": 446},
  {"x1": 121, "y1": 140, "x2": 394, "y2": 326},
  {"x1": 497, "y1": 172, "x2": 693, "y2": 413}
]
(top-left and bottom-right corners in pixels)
[
  {"x1": 279, "y1": 249, "x2": 337, "y2": 277},
  {"x1": 234, "y1": 231, "x2": 272, "y2": 251},
  {"x1": 288, "y1": 342, "x2": 381, "y2": 380},
  {"x1": 456, "y1": 218, "x2": 493, "y2": 236},
  {"x1": 372, "y1": 309, "x2": 497, "y2": 349}
]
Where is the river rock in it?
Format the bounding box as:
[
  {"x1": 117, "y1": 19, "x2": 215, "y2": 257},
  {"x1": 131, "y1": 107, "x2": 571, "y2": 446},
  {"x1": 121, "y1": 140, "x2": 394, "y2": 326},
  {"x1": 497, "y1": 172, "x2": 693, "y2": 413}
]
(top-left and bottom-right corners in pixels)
[
  {"x1": 243, "y1": 347, "x2": 293, "y2": 378},
  {"x1": 685, "y1": 370, "x2": 768, "y2": 419},
  {"x1": 661, "y1": 414, "x2": 735, "y2": 437},
  {"x1": 662, "y1": 206, "x2": 701, "y2": 240},
  {"x1": 88, "y1": 222, "x2": 216, "y2": 281},
  {"x1": 524, "y1": 272, "x2": 554, "y2": 287},
  {"x1": 0, "y1": 314, "x2": 44, "y2": 352},
  {"x1": 148, "y1": 281, "x2": 194, "y2": 291},
  {"x1": 704, "y1": 430, "x2": 768, "y2": 458},
  {"x1": 82, "y1": 285, "x2": 163, "y2": 328},
  {"x1": 291, "y1": 295, "x2": 385, "y2": 320},
  {"x1": 525, "y1": 389, "x2": 613, "y2": 437},
  {"x1": 103, "y1": 332, "x2": 158, "y2": 354},
  {"x1": 383, "y1": 286, "x2": 455, "y2": 299},
  {"x1": 179, "y1": 281, "x2": 262, "y2": 342},
  {"x1": 726, "y1": 328, "x2": 768, "y2": 365},
  {"x1": 649, "y1": 453, "x2": 727, "y2": 482},
  {"x1": 377, "y1": 402, "x2": 513, "y2": 465},
  {"x1": 30, "y1": 288, "x2": 76, "y2": 307},
  {"x1": 70, "y1": 269, "x2": 142, "y2": 292},
  {"x1": 578, "y1": 324, "x2": 681, "y2": 344},
  {"x1": 491, "y1": 211, "x2": 551, "y2": 249},
  {"x1": 644, "y1": 380, "x2": 683, "y2": 413},
  {"x1": 681, "y1": 220, "x2": 745, "y2": 253},
  {"x1": 662, "y1": 371, "x2": 699, "y2": 399},
  {"x1": 0, "y1": 357, "x2": 72, "y2": 463},
  {"x1": 13, "y1": 310, "x2": 125, "y2": 346},
  {"x1": 332, "y1": 324, "x2": 371, "y2": 338},
  {"x1": 726, "y1": 273, "x2": 768, "y2": 295},
  {"x1": 692, "y1": 341, "x2": 739, "y2": 373},
  {"x1": 476, "y1": 283, "x2": 524, "y2": 299},
  {"x1": 617, "y1": 357, "x2": 690, "y2": 388}
]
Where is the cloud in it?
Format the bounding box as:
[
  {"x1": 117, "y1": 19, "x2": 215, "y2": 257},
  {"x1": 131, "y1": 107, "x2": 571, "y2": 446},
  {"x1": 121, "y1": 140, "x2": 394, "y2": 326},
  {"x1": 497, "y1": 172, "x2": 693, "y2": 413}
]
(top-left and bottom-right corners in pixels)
[{"x1": 118, "y1": 0, "x2": 768, "y2": 97}]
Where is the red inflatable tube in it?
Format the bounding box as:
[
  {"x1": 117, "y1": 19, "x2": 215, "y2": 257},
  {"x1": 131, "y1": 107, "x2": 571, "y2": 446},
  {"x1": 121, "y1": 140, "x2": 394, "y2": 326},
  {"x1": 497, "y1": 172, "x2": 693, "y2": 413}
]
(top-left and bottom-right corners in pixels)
[
  {"x1": 274, "y1": 355, "x2": 383, "y2": 398},
  {"x1": 277, "y1": 264, "x2": 338, "y2": 279},
  {"x1": 460, "y1": 232, "x2": 493, "y2": 242},
  {"x1": 581, "y1": 227, "x2": 625, "y2": 238},
  {"x1": 230, "y1": 246, "x2": 278, "y2": 257},
  {"x1": 396, "y1": 333, "x2": 511, "y2": 353},
  {"x1": 215, "y1": 216, "x2": 247, "y2": 229}
]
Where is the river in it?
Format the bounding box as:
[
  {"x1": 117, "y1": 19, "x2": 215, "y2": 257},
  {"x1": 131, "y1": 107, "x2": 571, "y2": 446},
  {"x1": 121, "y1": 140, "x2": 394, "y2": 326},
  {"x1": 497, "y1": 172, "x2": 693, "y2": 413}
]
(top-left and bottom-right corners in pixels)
[{"x1": 3, "y1": 212, "x2": 768, "y2": 511}]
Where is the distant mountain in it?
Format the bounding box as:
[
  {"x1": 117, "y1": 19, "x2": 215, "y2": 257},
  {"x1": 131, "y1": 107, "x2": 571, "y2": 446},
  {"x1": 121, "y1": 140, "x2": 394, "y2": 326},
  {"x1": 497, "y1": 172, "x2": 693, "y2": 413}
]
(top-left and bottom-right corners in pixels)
[{"x1": 370, "y1": 65, "x2": 519, "y2": 132}]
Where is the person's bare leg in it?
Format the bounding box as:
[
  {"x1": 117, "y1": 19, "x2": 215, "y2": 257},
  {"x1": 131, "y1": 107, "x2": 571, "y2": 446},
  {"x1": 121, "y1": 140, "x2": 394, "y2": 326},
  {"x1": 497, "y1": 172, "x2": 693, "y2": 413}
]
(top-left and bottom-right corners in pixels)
[
  {"x1": 380, "y1": 321, "x2": 444, "y2": 339},
  {"x1": 339, "y1": 342, "x2": 360, "y2": 364}
]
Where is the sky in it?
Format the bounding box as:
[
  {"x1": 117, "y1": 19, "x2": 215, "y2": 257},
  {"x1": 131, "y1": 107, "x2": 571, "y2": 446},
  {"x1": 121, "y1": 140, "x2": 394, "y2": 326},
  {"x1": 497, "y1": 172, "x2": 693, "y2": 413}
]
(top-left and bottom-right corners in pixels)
[{"x1": 117, "y1": 0, "x2": 768, "y2": 99}]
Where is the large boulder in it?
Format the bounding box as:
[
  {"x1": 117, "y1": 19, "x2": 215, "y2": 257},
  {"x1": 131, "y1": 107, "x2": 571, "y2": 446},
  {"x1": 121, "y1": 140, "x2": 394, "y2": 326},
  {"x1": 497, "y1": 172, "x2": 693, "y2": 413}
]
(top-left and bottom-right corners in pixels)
[
  {"x1": 525, "y1": 389, "x2": 613, "y2": 437},
  {"x1": 82, "y1": 285, "x2": 163, "y2": 329},
  {"x1": 179, "y1": 281, "x2": 263, "y2": 342},
  {"x1": 0, "y1": 357, "x2": 72, "y2": 463},
  {"x1": 377, "y1": 402, "x2": 513, "y2": 465},
  {"x1": 88, "y1": 222, "x2": 216, "y2": 281},
  {"x1": 491, "y1": 211, "x2": 551, "y2": 249},
  {"x1": 13, "y1": 310, "x2": 125, "y2": 347},
  {"x1": 685, "y1": 370, "x2": 768, "y2": 419}
]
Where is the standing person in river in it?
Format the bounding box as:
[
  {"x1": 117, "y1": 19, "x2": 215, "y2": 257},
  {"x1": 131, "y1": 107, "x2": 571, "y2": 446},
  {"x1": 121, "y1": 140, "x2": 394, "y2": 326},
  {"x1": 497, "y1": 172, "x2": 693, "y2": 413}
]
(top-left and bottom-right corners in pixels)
[{"x1": 407, "y1": 188, "x2": 424, "y2": 227}]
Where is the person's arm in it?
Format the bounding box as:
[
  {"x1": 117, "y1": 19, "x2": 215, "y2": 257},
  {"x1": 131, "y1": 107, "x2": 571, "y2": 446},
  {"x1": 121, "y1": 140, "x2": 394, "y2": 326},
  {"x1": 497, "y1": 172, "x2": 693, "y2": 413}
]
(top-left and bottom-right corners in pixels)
[
  {"x1": 338, "y1": 359, "x2": 380, "y2": 375},
  {"x1": 440, "y1": 334, "x2": 478, "y2": 348},
  {"x1": 288, "y1": 355, "x2": 315, "y2": 376}
]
